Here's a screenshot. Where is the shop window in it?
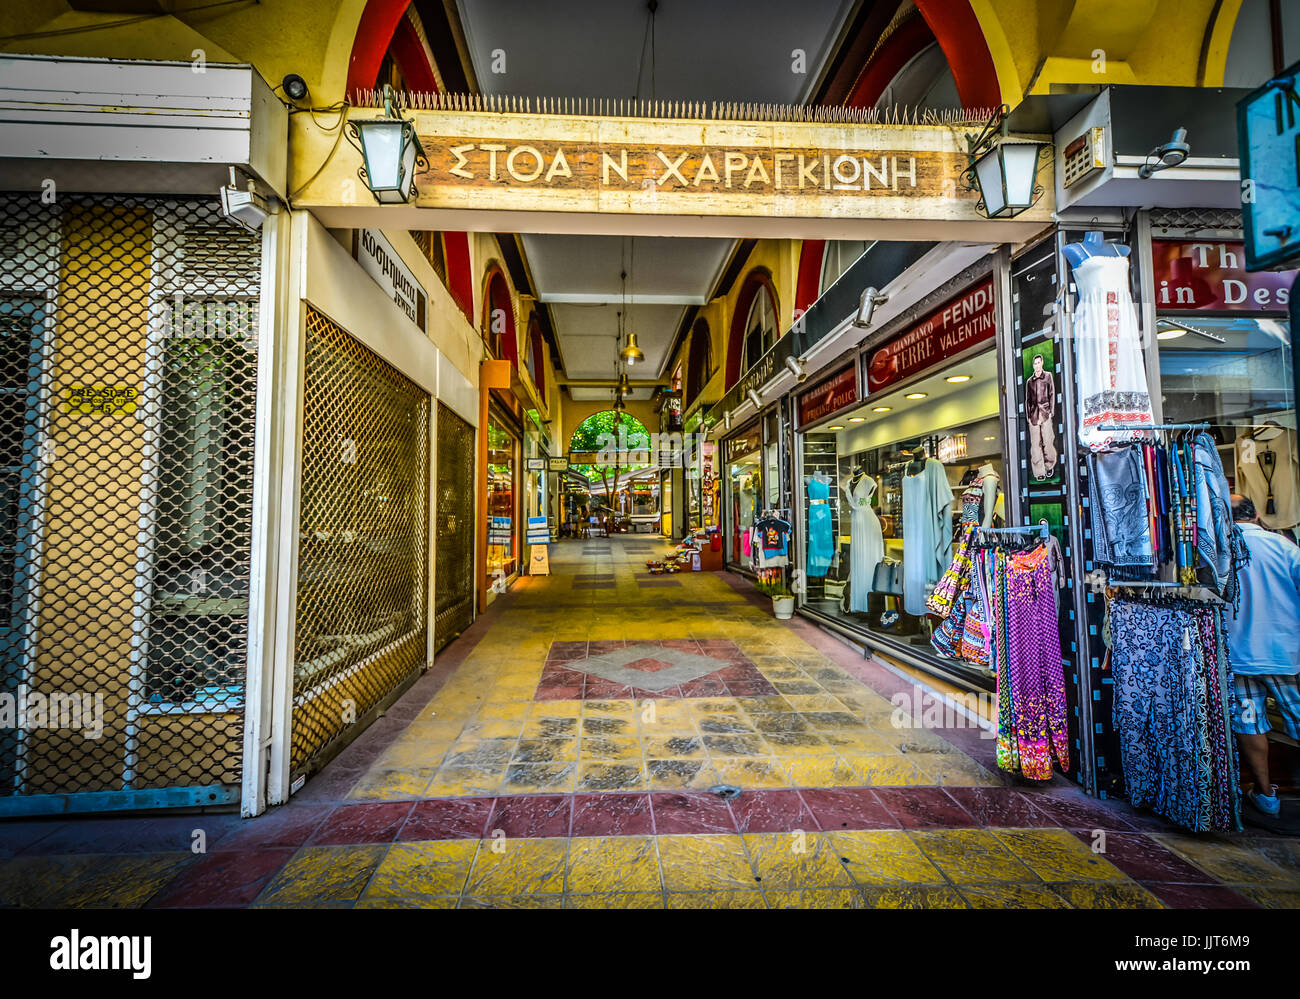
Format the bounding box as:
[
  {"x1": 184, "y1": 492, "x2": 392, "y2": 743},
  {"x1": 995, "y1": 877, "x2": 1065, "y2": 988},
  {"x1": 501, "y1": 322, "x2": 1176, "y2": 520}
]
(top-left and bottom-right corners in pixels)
[
  {"x1": 798, "y1": 339, "x2": 1003, "y2": 681},
  {"x1": 819, "y1": 240, "x2": 874, "y2": 296},
  {"x1": 487, "y1": 412, "x2": 519, "y2": 586},
  {"x1": 724, "y1": 424, "x2": 763, "y2": 565}
]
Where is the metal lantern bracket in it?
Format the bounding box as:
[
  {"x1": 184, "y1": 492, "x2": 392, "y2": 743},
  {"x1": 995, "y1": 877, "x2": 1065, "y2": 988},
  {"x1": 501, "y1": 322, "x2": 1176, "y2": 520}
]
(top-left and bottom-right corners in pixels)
[
  {"x1": 962, "y1": 103, "x2": 1049, "y2": 219},
  {"x1": 343, "y1": 84, "x2": 429, "y2": 203}
]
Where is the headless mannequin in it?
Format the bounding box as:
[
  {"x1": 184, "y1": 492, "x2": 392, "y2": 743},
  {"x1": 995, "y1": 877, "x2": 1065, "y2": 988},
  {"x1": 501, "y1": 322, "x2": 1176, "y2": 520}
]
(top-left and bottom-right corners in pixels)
[
  {"x1": 1062, "y1": 230, "x2": 1129, "y2": 268},
  {"x1": 974, "y1": 461, "x2": 1000, "y2": 528},
  {"x1": 905, "y1": 448, "x2": 926, "y2": 476}
]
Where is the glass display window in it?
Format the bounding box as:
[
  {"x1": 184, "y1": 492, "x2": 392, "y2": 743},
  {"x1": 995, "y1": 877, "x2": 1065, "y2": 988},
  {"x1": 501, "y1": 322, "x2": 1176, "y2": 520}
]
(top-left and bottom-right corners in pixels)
[
  {"x1": 798, "y1": 349, "x2": 1004, "y2": 668},
  {"x1": 486, "y1": 409, "x2": 519, "y2": 589},
  {"x1": 724, "y1": 423, "x2": 762, "y2": 566},
  {"x1": 1156, "y1": 314, "x2": 1298, "y2": 535}
]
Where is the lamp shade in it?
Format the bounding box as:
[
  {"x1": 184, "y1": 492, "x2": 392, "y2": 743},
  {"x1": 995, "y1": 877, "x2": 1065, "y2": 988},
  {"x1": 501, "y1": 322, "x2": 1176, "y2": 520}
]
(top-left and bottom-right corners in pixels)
[
  {"x1": 619, "y1": 330, "x2": 645, "y2": 365},
  {"x1": 972, "y1": 139, "x2": 1044, "y2": 218},
  {"x1": 355, "y1": 118, "x2": 417, "y2": 204}
]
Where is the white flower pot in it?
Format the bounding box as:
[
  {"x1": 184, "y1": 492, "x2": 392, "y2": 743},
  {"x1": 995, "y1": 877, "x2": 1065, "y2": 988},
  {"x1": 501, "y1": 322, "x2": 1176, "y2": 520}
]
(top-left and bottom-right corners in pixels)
[{"x1": 772, "y1": 595, "x2": 795, "y2": 619}]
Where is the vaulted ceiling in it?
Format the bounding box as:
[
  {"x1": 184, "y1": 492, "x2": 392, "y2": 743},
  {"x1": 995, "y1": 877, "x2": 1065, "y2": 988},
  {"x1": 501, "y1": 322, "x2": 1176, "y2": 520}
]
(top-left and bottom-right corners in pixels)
[{"x1": 453, "y1": 0, "x2": 858, "y2": 385}]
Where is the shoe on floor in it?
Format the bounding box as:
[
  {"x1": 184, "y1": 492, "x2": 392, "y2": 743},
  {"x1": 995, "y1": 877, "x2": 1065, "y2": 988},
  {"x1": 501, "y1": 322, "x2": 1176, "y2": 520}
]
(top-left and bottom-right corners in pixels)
[{"x1": 1241, "y1": 790, "x2": 1300, "y2": 834}]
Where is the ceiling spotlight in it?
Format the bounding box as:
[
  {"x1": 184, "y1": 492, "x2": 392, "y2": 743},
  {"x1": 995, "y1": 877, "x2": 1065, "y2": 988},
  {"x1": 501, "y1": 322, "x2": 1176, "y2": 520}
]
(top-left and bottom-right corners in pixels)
[
  {"x1": 905, "y1": 392, "x2": 927, "y2": 400},
  {"x1": 1138, "y1": 127, "x2": 1189, "y2": 179},
  {"x1": 784, "y1": 356, "x2": 808, "y2": 382},
  {"x1": 827, "y1": 425, "x2": 844, "y2": 431},
  {"x1": 848, "y1": 417, "x2": 865, "y2": 423},
  {"x1": 282, "y1": 73, "x2": 309, "y2": 102},
  {"x1": 854, "y1": 287, "x2": 889, "y2": 329},
  {"x1": 872, "y1": 406, "x2": 891, "y2": 412},
  {"x1": 1155, "y1": 317, "x2": 1224, "y2": 343},
  {"x1": 746, "y1": 388, "x2": 763, "y2": 410},
  {"x1": 1155, "y1": 328, "x2": 1185, "y2": 341},
  {"x1": 945, "y1": 374, "x2": 971, "y2": 383}
]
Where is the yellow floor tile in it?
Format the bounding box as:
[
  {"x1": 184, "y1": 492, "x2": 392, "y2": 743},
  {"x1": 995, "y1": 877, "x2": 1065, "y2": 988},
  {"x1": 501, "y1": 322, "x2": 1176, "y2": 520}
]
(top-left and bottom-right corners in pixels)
[
  {"x1": 909, "y1": 829, "x2": 1037, "y2": 884},
  {"x1": 994, "y1": 828, "x2": 1129, "y2": 882},
  {"x1": 463, "y1": 837, "x2": 567, "y2": 896},
  {"x1": 363, "y1": 840, "x2": 478, "y2": 898},
  {"x1": 1047, "y1": 882, "x2": 1165, "y2": 909},
  {"x1": 711, "y1": 757, "x2": 793, "y2": 789},
  {"x1": 566, "y1": 836, "x2": 662, "y2": 893},
  {"x1": 742, "y1": 832, "x2": 855, "y2": 889},
  {"x1": 565, "y1": 892, "x2": 665, "y2": 908},
  {"x1": 657, "y1": 835, "x2": 758, "y2": 892},
  {"x1": 765, "y1": 888, "x2": 870, "y2": 908},
  {"x1": 256, "y1": 845, "x2": 387, "y2": 905},
  {"x1": 665, "y1": 891, "x2": 767, "y2": 908},
  {"x1": 826, "y1": 830, "x2": 947, "y2": 886},
  {"x1": 960, "y1": 883, "x2": 1070, "y2": 908}
]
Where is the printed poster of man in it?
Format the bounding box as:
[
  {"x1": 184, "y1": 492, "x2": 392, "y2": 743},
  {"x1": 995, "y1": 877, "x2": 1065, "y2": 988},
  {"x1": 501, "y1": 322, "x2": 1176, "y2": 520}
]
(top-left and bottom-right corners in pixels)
[{"x1": 1023, "y1": 340, "x2": 1060, "y2": 483}]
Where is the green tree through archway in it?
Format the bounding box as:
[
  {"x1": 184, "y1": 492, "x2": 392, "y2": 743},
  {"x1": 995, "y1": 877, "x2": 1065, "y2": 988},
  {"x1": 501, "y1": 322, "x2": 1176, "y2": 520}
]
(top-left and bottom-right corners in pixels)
[{"x1": 568, "y1": 410, "x2": 650, "y2": 522}]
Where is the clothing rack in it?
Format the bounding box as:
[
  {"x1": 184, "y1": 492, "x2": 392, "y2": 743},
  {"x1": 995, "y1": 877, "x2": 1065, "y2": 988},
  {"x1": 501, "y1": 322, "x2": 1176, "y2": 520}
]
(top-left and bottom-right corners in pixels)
[
  {"x1": 976, "y1": 519, "x2": 1050, "y2": 538},
  {"x1": 1096, "y1": 422, "x2": 1208, "y2": 431}
]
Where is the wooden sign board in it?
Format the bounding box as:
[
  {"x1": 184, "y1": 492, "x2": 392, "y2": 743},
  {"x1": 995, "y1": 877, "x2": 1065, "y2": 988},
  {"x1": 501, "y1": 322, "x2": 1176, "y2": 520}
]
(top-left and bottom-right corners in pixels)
[
  {"x1": 293, "y1": 109, "x2": 1055, "y2": 239},
  {"x1": 529, "y1": 545, "x2": 550, "y2": 576}
]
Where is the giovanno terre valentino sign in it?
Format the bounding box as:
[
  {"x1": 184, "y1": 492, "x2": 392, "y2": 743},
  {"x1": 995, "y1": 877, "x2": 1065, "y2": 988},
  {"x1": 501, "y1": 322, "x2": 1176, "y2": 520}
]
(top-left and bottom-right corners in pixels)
[{"x1": 866, "y1": 279, "x2": 995, "y2": 393}]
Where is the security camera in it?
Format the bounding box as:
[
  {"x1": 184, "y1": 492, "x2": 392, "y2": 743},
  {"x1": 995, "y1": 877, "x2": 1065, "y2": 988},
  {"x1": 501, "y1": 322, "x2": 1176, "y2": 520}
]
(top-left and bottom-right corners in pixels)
[
  {"x1": 854, "y1": 287, "x2": 889, "y2": 329},
  {"x1": 282, "y1": 73, "x2": 309, "y2": 103},
  {"x1": 1138, "y1": 128, "x2": 1189, "y2": 179},
  {"x1": 219, "y1": 167, "x2": 276, "y2": 232}
]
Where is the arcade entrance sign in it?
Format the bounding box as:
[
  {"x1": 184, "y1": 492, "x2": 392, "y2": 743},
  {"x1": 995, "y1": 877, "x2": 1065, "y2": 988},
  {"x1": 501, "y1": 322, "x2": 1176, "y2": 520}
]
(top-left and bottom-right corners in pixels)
[{"x1": 292, "y1": 106, "x2": 1055, "y2": 240}]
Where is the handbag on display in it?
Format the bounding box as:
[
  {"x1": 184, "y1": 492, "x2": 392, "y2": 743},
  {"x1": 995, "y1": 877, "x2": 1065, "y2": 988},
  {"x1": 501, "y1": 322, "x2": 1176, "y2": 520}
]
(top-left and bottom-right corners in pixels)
[
  {"x1": 823, "y1": 578, "x2": 846, "y2": 600},
  {"x1": 872, "y1": 558, "x2": 902, "y2": 595}
]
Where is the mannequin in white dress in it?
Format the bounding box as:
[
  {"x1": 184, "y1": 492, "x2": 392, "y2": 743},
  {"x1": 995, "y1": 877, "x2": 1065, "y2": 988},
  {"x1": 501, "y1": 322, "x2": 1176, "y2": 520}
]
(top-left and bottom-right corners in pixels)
[{"x1": 844, "y1": 469, "x2": 884, "y2": 613}]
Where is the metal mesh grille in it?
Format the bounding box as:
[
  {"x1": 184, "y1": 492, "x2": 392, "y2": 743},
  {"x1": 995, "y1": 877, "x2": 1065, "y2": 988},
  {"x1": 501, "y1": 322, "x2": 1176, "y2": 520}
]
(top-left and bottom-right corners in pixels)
[
  {"x1": 1149, "y1": 208, "x2": 1243, "y2": 234},
  {"x1": 434, "y1": 402, "x2": 474, "y2": 651},
  {"x1": 292, "y1": 307, "x2": 429, "y2": 776},
  {"x1": 0, "y1": 194, "x2": 260, "y2": 808}
]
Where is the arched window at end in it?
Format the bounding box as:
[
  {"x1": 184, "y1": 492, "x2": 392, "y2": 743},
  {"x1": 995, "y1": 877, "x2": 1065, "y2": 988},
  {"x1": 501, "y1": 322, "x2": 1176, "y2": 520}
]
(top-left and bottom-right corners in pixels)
[
  {"x1": 686, "y1": 317, "x2": 712, "y2": 406},
  {"x1": 483, "y1": 269, "x2": 517, "y2": 366}
]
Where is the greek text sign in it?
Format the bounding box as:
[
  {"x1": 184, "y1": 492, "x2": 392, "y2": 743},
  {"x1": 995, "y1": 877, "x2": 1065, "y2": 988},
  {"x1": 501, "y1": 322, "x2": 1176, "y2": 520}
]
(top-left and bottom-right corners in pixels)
[{"x1": 866, "y1": 279, "x2": 995, "y2": 393}]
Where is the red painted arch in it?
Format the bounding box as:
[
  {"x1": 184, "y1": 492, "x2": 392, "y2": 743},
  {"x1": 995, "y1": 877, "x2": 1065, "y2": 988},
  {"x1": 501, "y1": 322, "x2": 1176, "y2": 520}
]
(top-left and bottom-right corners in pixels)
[
  {"x1": 794, "y1": 240, "x2": 825, "y2": 317},
  {"x1": 389, "y1": 13, "x2": 438, "y2": 94},
  {"x1": 346, "y1": 0, "x2": 413, "y2": 98},
  {"x1": 527, "y1": 313, "x2": 545, "y2": 397},
  {"x1": 482, "y1": 268, "x2": 518, "y2": 368},
  {"x1": 845, "y1": 12, "x2": 937, "y2": 108},
  {"x1": 445, "y1": 233, "x2": 474, "y2": 322},
  {"x1": 912, "y1": 0, "x2": 1002, "y2": 108},
  {"x1": 725, "y1": 270, "x2": 778, "y2": 391}
]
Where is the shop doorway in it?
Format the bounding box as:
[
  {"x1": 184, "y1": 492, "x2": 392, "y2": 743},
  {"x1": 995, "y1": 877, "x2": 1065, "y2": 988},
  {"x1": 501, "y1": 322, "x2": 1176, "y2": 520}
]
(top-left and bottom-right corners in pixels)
[{"x1": 434, "y1": 402, "x2": 475, "y2": 651}]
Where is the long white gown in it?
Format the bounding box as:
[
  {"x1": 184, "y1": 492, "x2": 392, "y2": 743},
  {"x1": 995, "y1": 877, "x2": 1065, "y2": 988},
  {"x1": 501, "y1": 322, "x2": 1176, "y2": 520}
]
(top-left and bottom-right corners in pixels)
[
  {"x1": 1071, "y1": 254, "x2": 1155, "y2": 449},
  {"x1": 845, "y1": 474, "x2": 884, "y2": 613}
]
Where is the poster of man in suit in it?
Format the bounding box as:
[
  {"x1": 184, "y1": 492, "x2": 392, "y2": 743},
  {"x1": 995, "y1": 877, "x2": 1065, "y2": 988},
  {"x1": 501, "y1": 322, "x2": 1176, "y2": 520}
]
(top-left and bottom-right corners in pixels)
[{"x1": 1024, "y1": 341, "x2": 1059, "y2": 482}]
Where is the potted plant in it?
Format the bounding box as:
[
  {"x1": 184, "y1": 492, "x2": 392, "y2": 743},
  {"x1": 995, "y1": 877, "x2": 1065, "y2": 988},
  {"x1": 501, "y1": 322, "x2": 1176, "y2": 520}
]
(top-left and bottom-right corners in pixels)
[{"x1": 758, "y1": 577, "x2": 796, "y2": 619}]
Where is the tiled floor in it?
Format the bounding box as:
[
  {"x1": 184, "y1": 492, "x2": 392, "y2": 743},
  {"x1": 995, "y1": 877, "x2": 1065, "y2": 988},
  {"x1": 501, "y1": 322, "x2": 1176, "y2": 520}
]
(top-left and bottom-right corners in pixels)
[{"x1": 0, "y1": 536, "x2": 1297, "y2": 909}]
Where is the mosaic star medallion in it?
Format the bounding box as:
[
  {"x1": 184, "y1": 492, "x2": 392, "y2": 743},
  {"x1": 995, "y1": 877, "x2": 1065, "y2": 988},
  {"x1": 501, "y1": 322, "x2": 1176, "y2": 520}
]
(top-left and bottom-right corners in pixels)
[{"x1": 536, "y1": 640, "x2": 776, "y2": 700}]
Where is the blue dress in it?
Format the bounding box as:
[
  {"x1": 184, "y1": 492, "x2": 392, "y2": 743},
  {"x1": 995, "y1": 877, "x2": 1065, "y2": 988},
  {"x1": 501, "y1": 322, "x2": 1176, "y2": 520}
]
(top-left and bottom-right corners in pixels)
[{"x1": 807, "y1": 475, "x2": 833, "y2": 578}]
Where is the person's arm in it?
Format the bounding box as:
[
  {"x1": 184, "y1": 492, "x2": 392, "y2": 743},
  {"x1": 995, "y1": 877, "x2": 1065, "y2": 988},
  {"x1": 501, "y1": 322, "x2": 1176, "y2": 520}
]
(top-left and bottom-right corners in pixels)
[{"x1": 1047, "y1": 372, "x2": 1055, "y2": 420}]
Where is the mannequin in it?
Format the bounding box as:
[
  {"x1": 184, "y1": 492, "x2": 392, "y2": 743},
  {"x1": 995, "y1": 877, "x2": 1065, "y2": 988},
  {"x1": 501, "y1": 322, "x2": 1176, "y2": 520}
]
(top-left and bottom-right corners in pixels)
[
  {"x1": 902, "y1": 455, "x2": 954, "y2": 615},
  {"x1": 1065, "y1": 231, "x2": 1155, "y2": 448},
  {"x1": 843, "y1": 468, "x2": 884, "y2": 613},
  {"x1": 806, "y1": 469, "x2": 834, "y2": 578},
  {"x1": 960, "y1": 462, "x2": 1001, "y2": 530}
]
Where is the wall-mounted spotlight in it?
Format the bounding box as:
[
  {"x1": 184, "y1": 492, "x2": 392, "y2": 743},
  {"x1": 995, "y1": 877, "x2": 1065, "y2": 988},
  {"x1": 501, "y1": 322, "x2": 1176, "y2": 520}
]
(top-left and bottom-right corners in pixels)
[
  {"x1": 219, "y1": 167, "x2": 276, "y2": 232},
  {"x1": 1138, "y1": 127, "x2": 1189, "y2": 179},
  {"x1": 854, "y1": 287, "x2": 888, "y2": 329},
  {"x1": 746, "y1": 388, "x2": 763, "y2": 410},
  {"x1": 282, "y1": 73, "x2": 309, "y2": 103},
  {"x1": 723, "y1": 410, "x2": 732, "y2": 430},
  {"x1": 784, "y1": 356, "x2": 808, "y2": 382}
]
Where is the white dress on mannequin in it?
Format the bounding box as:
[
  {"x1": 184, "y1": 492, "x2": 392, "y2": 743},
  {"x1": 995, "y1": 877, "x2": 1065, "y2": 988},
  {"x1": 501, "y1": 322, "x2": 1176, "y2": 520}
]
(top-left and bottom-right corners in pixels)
[
  {"x1": 1071, "y1": 254, "x2": 1155, "y2": 449},
  {"x1": 844, "y1": 473, "x2": 884, "y2": 613}
]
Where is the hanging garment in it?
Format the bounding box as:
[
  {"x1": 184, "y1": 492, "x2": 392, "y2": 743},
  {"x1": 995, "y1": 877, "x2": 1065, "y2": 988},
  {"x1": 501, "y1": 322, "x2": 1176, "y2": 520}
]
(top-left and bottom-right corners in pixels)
[
  {"x1": 1235, "y1": 428, "x2": 1300, "y2": 531},
  {"x1": 753, "y1": 515, "x2": 791, "y2": 569},
  {"x1": 902, "y1": 458, "x2": 954, "y2": 615},
  {"x1": 806, "y1": 475, "x2": 834, "y2": 578},
  {"x1": 845, "y1": 474, "x2": 884, "y2": 613},
  {"x1": 1109, "y1": 598, "x2": 1241, "y2": 833},
  {"x1": 1192, "y1": 431, "x2": 1239, "y2": 598},
  {"x1": 1071, "y1": 254, "x2": 1156, "y2": 448},
  {"x1": 928, "y1": 527, "x2": 976, "y2": 617},
  {"x1": 1002, "y1": 544, "x2": 1070, "y2": 780},
  {"x1": 1088, "y1": 446, "x2": 1155, "y2": 569}
]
